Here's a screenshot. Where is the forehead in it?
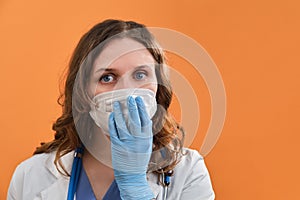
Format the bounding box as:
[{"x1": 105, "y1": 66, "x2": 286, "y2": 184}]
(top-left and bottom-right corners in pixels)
[{"x1": 93, "y1": 38, "x2": 155, "y2": 71}]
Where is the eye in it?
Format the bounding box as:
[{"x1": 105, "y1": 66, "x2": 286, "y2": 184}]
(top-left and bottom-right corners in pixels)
[
  {"x1": 134, "y1": 71, "x2": 148, "y2": 80},
  {"x1": 99, "y1": 74, "x2": 115, "y2": 83}
]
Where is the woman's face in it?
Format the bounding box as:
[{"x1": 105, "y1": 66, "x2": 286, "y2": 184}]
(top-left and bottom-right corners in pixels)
[{"x1": 89, "y1": 38, "x2": 158, "y2": 97}]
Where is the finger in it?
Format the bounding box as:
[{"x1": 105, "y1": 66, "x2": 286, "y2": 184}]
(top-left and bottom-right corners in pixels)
[
  {"x1": 108, "y1": 112, "x2": 119, "y2": 139},
  {"x1": 127, "y1": 96, "x2": 141, "y2": 136},
  {"x1": 135, "y1": 96, "x2": 151, "y2": 127},
  {"x1": 113, "y1": 101, "x2": 130, "y2": 140}
]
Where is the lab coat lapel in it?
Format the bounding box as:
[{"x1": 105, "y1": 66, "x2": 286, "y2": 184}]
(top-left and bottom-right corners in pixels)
[
  {"x1": 40, "y1": 151, "x2": 74, "y2": 200},
  {"x1": 147, "y1": 172, "x2": 162, "y2": 199},
  {"x1": 40, "y1": 176, "x2": 69, "y2": 199}
]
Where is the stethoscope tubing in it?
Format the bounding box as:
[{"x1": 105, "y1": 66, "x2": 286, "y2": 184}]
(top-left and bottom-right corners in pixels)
[{"x1": 67, "y1": 147, "x2": 84, "y2": 200}]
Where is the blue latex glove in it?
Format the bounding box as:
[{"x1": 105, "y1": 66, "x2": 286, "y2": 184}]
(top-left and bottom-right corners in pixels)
[{"x1": 109, "y1": 96, "x2": 154, "y2": 200}]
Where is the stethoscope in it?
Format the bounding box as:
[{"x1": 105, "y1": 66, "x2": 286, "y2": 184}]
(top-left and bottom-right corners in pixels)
[
  {"x1": 66, "y1": 147, "x2": 173, "y2": 200},
  {"x1": 67, "y1": 147, "x2": 84, "y2": 200}
]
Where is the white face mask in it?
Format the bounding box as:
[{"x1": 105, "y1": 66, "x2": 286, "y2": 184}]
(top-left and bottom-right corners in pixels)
[{"x1": 89, "y1": 88, "x2": 157, "y2": 135}]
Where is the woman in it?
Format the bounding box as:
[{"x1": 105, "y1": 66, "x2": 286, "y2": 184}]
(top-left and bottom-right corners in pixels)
[{"x1": 7, "y1": 19, "x2": 215, "y2": 200}]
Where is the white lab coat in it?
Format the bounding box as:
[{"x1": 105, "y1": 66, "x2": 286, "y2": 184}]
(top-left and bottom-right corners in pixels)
[{"x1": 7, "y1": 148, "x2": 215, "y2": 200}]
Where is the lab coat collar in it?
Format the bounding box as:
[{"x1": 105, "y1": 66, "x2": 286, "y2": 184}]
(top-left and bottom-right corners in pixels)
[
  {"x1": 40, "y1": 151, "x2": 161, "y2": 199},
  {"x1": 44, "y1": 151, "x2": 74, "y2": 178},
  {"x1": 40, "y1": 151, "x2": 73, "y2": 199}
]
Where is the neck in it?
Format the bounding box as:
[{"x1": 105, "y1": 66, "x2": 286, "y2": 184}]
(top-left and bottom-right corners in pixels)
[
  {"x1": 82, "y1": 127, "x2": 113, "y2": 167},
  {"x1": 82, "y1": 149, "x2": 113, "y2": 172},
  {"x1": 82, "y1": 148, "x2": 115, "y2": 200}
]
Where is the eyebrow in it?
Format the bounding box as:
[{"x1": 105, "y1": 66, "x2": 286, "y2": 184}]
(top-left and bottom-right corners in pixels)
[
  {"x1": 95, "y1": 68, "x2": 115, "y2": 73},
  {"x1": 94, "y1": 65, "x2": 153, "y2": 74}
]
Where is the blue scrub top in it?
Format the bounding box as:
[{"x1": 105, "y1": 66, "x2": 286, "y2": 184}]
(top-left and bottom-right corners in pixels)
[{"x1": 76, "y1": 167, "x2": 121, "y2": 200}]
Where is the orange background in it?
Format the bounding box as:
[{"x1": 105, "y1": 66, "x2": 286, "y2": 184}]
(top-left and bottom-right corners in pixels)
[{"x1": 1, "y1": 0, "x2": 300, "y2": 199}]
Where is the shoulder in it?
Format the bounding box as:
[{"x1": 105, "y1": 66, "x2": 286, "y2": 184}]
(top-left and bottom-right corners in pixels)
[
  {"x1": 7, "y1": 151, "x2": 73, "y2": 200},
  {"x1": 171, "y1": 148, "x2": 205, "y2": 173},
  {"x1": 180, "y1": 148, "x2": 204, "y2": 166},
  {"x1": 173, "y1": 148, "x2": 207, "y2": 178},
  {"x1": 7, "y1": 152, "x2": 55, "y2": 199},
  {"x1": 16, "y1": 152, "x2": 55, "y2": 171},
  {"x1": 10, "y1": 152, "x2": 55, "y2": 183},
  {"x1": 13, "y1": 150, "x2": 74, "y2": 176},
  {"x1": 9, "y1": 150, "x2": 74, "y2": 181}
]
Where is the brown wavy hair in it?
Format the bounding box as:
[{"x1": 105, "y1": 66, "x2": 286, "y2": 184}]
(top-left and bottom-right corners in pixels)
[{"x1": 34, "y1": 19, "x2": 185, "y2": 176}]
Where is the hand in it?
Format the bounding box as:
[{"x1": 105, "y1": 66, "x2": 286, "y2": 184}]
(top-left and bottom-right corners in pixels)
[{"x1": 109, "y1": 96, "x2": 154, "y2": 200}]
